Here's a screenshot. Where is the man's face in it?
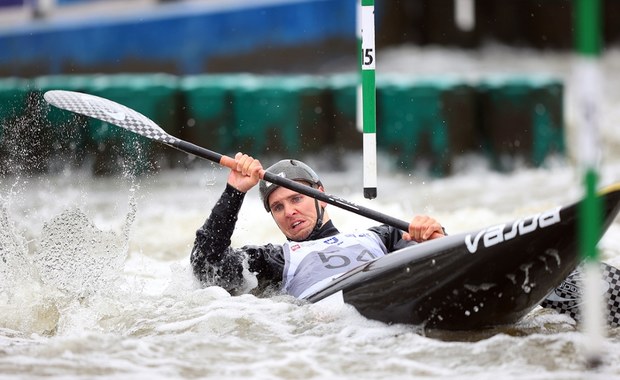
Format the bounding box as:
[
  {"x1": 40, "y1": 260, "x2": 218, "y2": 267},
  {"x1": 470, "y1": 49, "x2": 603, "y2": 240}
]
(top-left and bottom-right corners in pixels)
[{"x1": 268, "y1": 185, "x2": 321, "y2": 241}]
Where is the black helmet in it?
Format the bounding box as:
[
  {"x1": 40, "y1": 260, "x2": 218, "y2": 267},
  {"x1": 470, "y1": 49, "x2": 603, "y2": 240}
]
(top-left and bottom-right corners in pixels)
[{"x1": 259, "y1": 159, "x2": 322, "y2": 212}]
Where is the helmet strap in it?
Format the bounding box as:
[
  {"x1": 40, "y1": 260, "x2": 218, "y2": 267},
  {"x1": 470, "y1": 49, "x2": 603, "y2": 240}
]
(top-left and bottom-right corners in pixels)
[
  {"x1": 314, "y1": 199, "x2": 324, "y2": 229},
  {"x1": 304, "y1": 198, "x2": 325, "y2": 241}
]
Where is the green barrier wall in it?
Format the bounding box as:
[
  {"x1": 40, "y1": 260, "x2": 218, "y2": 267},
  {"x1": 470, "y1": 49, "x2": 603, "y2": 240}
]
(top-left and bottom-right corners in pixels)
[
  {"x1": 230, "y1": 75, "x2": 330, "y2": 156},
  {"x1": 0, "y1": 77, "x2": 31, "y2": 174},
  {"x1": 180, "y1": 74, "x2": 249, "y2": 156},
  {"x1": 325, "y1": 74, "x2": 361, "y2": 152},
  {"x1": 0, "y1": 73, "x2": 565, "y2": 176},
  {"x1": 377, "y1": 77, "x2": 446, "y2": 175},
  {"x1": 479, "y1": 75, "x2": 565, "y2": 171},
  {"x1": 0, "y1": 77, "x2": 29, "y2": 127}
]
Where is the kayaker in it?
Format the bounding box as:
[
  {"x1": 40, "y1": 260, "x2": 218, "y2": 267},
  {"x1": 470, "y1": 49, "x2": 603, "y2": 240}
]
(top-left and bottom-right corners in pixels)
[{"x1": 190, "y1": 153, "x2": 446, "y2": 298}]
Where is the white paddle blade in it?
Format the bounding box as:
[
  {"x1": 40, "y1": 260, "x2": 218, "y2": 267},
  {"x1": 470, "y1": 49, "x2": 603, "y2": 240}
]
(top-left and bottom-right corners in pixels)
[{"x1": 43, "y1": 90, "x2": 181, "y2": 146}]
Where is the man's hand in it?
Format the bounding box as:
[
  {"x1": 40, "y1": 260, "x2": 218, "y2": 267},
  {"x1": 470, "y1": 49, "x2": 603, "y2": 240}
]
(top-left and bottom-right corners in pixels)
[
  {"x1": 402, "y1": 215, "x2": 445, "y2": 242},
  {"x1": 227, "y1": 152, "x2": 263, "y2": 193}
]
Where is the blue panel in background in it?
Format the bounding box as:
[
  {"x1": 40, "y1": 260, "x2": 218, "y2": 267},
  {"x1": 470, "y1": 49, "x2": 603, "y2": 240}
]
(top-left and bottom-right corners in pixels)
[
  {"x1": 0, "y1": 0, "x2": 24, "y2": 7},
  {"x1": 0, "y1": 0, "x2": 356, "y2": 76},
  {"x1": 55, "y1": 0, "x2": 100, "y2": 5}
]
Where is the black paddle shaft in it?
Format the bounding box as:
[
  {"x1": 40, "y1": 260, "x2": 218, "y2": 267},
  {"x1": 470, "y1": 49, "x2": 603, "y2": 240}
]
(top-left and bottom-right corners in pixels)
[
  {"x1": 176, "y1": 140, "x2": 411, "y2": 231},
  {"x1": 43, "y1": 89, "x2": 411, "y2": 232}
]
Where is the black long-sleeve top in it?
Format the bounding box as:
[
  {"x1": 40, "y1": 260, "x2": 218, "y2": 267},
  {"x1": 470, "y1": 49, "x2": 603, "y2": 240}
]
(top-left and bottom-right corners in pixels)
[{"x1": 190, "y1": 184, "x2": 418, "y2": 295}]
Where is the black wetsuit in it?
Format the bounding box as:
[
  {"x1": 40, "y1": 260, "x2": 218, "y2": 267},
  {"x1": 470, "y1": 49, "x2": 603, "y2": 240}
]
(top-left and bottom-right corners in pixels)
[{"x1": 190, "y1": 184, "x2": 419, "y2": 296}]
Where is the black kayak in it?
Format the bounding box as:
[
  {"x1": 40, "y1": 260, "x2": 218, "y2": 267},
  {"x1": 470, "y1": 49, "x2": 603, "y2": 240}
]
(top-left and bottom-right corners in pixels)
[{"x1": 304, "y1": 183, "x2": 620, "y2": 330}]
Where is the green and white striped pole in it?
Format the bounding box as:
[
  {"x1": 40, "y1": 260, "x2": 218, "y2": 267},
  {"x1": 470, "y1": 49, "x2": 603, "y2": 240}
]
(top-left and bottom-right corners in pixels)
[
  {"x1": 574, "y1": 0, "x2": 604, "y2": 367},
  {"x1": 361, "y1": 0, "x2": 377, "y2": 200},
  {"x1": 454, "y1": 0, "x2": 475, "y2": 32}
]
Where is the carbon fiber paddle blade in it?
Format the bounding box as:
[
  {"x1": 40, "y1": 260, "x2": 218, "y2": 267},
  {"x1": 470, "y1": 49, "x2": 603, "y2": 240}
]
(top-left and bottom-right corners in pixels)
[
  {"x1": 541, "y1": 262, "x2": 620, "y2": 328},
  {"x1": 43, "y1": 90, "x2": 181, "y2": 146}
]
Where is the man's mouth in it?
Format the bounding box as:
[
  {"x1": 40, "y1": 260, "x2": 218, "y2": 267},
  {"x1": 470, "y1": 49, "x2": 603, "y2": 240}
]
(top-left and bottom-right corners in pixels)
[{"x1": 291, "y1": 221, "x2": 303, "y2": 229}]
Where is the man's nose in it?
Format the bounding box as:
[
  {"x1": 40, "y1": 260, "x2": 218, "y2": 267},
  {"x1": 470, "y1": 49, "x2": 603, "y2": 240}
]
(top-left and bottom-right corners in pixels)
[{"x1": 283, "y1": 202, "x2": 296, "y2": 216}]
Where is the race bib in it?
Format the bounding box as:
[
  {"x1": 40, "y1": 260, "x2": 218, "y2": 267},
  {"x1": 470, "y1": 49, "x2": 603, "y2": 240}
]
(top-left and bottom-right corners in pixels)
[{"x1": 282, "y1": 232, "x2": 386, "y2": 297}]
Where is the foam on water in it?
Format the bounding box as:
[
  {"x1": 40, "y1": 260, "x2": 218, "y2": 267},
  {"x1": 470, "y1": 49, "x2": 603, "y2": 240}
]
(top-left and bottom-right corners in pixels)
[
  {"x1": 3, "y1": 161, "x2": 619, "y2": 379},
  {"x1": 0, "y1": 176, "x2": 137, "y2": 337},
  {"x1": 36, "y1": 205, "x2": 133, "y2": 297}
]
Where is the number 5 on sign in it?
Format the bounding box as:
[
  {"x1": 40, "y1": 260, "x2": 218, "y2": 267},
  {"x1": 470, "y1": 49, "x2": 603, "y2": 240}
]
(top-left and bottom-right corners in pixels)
[
  {"x1": 363, "y1": 48, "x2": 374, "y2": 66},
  {"x1": 361, "y1": 4, "x2": 375, "y2": 70}
]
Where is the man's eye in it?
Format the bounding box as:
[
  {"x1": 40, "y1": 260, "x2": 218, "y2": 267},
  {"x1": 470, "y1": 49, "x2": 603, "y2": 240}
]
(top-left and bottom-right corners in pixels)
[
  {"x1": 272, "y1": 204, "x2": 283, "y2": 212},
  {"x1": 292, "y1": 195, "x2": 302, "y2": 203}
]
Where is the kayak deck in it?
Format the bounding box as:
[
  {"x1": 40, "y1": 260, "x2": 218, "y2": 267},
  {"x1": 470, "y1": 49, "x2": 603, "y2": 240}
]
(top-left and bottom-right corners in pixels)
[{"x1": 306, "y1": 183, "x2": 620, "y2": 330}]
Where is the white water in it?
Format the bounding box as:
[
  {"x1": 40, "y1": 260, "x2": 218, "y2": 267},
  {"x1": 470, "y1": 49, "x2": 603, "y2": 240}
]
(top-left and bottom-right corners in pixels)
[{"x1": 2, "y1": 46, "x2": 620, "y2": 379}]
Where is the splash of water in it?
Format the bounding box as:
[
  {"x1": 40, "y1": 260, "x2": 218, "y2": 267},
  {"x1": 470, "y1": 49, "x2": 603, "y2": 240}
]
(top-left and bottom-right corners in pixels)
[
  {"x1": 0, "y1": 190, "x2": 137, "y2": 335},
  {"x1": 0, "y1": 199, "x2": 57, "y2": 334},
  {"x1": 35, "y1": 202, "x2": 135, "y2": 298},
  {"x1": 0, "y1": 203, "x2": 36, "y2": 297}
]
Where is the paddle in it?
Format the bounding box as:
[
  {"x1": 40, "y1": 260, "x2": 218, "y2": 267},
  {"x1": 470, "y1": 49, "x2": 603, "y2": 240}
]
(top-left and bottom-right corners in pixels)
[
  {"x1": 43, "y1": 90, "x2": 411, "y2": 231},
  {"x1": 542, "y1": 261, "x2": 620, "y2": 328}
]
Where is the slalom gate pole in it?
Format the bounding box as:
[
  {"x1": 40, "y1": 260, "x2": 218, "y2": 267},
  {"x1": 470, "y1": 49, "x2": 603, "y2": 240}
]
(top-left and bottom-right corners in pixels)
[
  {"x1": 454, "y1": 0, "x2": 475, "y2": 32},
  {"x1": 575, "y1": 0, "x2": 605, "y2": 368},
  {"x1": 361, "y1": 0, "x2": 377, "y2": 200}
]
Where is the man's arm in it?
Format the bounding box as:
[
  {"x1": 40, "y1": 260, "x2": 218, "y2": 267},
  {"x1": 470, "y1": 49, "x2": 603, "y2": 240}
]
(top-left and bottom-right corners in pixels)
[
  {"x1": 191, "y1": 152, "x2": 267, "y2": 293},
  {"x1": 368, "y1": 224, "x2": 414, "y2": 252},
  {"x1": 402, "y1": 215, "x2": 445, "y2": 242},
  {"x1": 190, "y1": 184, "x2": 287, "y2": 294},
  {"x1": 191, "y1": 184, "x2": 247, "y2": 292},
  {"x1": 369, "y1": 216, "x2": 446, "y2": 253}
]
